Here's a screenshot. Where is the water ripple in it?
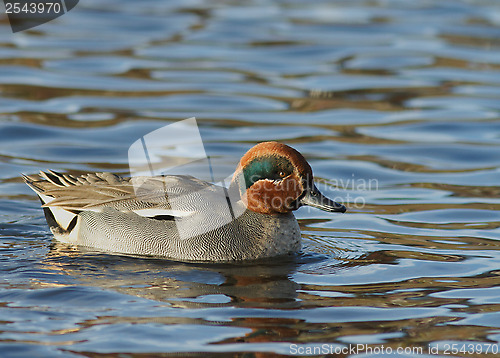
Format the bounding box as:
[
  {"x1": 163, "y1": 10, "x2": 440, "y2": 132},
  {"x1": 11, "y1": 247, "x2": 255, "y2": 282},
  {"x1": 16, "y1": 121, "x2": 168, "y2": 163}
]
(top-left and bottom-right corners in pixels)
[{"x1": 1, "y1": 0, "x2": 500, "y2": 356}]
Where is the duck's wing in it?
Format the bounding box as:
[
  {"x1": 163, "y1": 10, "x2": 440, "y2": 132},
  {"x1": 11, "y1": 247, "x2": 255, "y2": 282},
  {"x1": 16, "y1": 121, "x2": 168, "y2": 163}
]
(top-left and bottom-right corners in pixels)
[{"x1": 23, "y1": 170, "x2": 217, "y2": 230}]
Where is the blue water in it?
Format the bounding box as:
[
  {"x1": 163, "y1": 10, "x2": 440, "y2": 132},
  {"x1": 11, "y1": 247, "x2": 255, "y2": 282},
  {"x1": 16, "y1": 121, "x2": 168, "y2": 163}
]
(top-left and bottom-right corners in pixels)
[{"x1": 1, "y1": 0, "x2": 500, "y2": 356}]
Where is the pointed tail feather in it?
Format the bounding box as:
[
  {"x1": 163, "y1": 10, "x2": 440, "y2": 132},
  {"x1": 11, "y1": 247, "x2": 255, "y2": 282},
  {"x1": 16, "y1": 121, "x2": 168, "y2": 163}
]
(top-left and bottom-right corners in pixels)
[{"x1": 23, "y1": 172, "x2": 78, "y2": 232}]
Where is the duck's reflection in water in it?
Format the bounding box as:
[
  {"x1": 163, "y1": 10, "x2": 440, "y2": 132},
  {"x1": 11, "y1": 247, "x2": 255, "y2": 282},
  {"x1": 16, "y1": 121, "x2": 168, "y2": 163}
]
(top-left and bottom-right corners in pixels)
[{"x1": 41, "y1": 241, "x2": 306, "y2": 309}]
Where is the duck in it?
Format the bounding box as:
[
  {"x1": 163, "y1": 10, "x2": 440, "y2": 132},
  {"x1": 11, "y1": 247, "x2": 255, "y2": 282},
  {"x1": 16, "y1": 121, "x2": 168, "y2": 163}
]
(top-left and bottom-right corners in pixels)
[{"x1": 23, "y1": 141, "x2": 346, "y2": 261}]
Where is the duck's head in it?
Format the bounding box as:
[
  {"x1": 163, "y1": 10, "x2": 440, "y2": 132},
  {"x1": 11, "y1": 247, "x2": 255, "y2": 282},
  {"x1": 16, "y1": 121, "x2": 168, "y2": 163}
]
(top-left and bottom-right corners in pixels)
[{"x1": 231, "y1": 141, "x2": 346, "y2": 215}]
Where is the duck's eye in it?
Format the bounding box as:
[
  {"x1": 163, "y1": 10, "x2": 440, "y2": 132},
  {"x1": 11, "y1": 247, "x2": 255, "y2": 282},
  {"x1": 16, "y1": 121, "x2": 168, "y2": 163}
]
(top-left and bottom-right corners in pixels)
[{"x1": 279, "y1": 171, "x2": 286, "y2": 178}]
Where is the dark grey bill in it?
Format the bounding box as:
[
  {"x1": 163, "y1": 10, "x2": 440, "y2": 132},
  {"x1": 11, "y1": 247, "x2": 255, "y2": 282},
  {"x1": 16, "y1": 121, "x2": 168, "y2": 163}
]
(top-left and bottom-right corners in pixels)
[{"x1": 299, "y1": 185, "x2": 346, "y2": 213}]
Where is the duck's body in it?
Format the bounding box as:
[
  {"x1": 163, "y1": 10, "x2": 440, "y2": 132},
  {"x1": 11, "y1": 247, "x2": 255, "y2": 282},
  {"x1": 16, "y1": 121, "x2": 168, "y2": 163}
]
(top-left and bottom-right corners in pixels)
[{"x1": 24, "y1": 142, "x2": 345, "y2": 261}]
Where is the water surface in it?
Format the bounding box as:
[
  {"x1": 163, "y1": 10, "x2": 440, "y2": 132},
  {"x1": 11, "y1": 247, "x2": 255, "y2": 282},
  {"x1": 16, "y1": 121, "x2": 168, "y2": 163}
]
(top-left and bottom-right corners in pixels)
[{"x1": 1, "y1": 0, "x2": 500, "y2": 356}]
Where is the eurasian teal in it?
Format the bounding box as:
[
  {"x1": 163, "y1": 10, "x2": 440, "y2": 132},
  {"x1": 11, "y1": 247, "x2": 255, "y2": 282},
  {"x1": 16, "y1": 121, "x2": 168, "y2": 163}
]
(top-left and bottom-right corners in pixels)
[{"x1": 24, "y1": 141, "x2": 346, "y2": 261}]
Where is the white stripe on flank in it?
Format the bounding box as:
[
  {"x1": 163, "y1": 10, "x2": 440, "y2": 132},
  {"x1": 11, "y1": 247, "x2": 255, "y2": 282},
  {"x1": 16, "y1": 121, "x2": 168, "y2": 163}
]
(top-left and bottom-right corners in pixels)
[{"x1": 133, "y1": 208, "x2": 194, "y2": 218}]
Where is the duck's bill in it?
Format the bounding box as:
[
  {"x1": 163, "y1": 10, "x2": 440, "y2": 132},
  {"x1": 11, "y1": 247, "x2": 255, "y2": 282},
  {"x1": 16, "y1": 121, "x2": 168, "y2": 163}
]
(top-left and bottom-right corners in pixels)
[{"x1": 299, "y1": 185, "x2": 346, "y2": 213}]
